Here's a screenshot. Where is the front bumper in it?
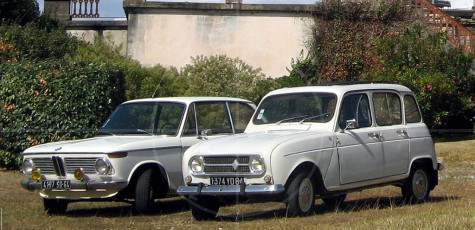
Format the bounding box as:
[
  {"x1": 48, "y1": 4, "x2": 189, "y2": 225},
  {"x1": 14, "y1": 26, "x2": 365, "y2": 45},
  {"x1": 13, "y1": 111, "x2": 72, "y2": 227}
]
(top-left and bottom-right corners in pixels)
[
  {"x1": 177, "y1": 183, "x2": 285, "y2": 196},
  {"x1": 20, "y1": 180, "x2": 128, "y2": 191}
]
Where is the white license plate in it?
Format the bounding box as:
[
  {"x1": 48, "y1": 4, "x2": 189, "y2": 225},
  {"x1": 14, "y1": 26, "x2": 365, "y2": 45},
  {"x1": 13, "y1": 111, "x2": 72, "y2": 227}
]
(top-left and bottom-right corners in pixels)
[
  {"x1": 41, "y1": 180, "x2": 71, "y2": 190},
  {"x1": 210, "y1": 177, "x2": 244, "y2": 185}
]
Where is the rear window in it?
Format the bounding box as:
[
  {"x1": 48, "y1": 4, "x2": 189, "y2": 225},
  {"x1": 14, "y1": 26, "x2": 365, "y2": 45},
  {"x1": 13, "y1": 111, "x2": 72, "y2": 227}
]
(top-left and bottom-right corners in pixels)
[{"x1": 404, "y1": 95, "x2": 422, "y2": 123}]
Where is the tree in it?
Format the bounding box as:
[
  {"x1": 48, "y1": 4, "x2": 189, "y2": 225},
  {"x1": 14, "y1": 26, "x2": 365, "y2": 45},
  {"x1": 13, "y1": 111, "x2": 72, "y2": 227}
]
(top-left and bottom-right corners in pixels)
[
  {"x1": 172, "y1": 55, "x2": 278, "y2": 103},
  {"x1": 0, "y1": 0, "x2": 40, "y2": 24}
]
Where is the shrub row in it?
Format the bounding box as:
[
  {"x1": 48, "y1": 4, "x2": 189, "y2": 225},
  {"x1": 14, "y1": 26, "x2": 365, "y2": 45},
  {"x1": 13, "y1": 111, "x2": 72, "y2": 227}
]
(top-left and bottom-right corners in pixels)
[{"x1": 0, "y1": 60, "x2": 126, "y2": 168}]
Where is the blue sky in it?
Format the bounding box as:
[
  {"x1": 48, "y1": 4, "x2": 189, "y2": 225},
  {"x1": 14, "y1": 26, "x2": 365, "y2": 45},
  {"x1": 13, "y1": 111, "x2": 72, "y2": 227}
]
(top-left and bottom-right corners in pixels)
[{"x1": 36, "y1": 0, "x2": 473, "y2": 18}]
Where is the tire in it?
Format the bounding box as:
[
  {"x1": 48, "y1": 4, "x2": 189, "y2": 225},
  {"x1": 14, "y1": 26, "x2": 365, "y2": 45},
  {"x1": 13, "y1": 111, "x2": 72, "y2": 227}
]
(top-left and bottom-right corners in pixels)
[
  {"x1": 134, "y1": 168, "x2": 156, "y2": 214},
  {"x1": 286, "y1": 172, "x2": 315, "y2": 217},
  {"x1": 43, "y1": 198, "x2": 68, "y2": 214},
  {"x1": 402, "y1": 166, "x2": 430, "y2": 204},
  {"x1": 322, "y1": 194, "x2": 346, "y2": 210},
  {"x1": 188, "y1": 195, "x2": 220, "y2": 221}
]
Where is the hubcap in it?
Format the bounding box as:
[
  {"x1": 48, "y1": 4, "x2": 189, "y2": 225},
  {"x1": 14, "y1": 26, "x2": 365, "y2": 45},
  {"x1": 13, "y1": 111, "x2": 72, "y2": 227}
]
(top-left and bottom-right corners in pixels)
[
  {"x1": 298, "y1": 178, "x2": 313, "y2": 212},
  {"x1": 413, "y1": 170, "x2": 428, "y2": 199}
]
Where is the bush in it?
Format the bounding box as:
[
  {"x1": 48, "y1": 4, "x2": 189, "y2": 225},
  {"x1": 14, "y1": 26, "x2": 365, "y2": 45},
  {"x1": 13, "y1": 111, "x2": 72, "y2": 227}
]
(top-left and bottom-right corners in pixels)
[
  {"x1": 0, "y1": 22, "x2": 78, "y2": 61},
  {"x1": 0, "y1": 60, "x2": 126, "y2": 168},
  {"x1": 364, "y1": 22, "x2": 475, "y2": 130},
  {"x1": 172, "y1": 55, "x2": 279, "y2": 103}
]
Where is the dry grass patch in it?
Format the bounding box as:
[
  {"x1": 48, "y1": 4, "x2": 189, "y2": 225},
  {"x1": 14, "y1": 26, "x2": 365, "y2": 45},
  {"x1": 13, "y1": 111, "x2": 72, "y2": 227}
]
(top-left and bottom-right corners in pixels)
[{"x1": 1, "y1": 139, "x2": 474, "y2": 229}]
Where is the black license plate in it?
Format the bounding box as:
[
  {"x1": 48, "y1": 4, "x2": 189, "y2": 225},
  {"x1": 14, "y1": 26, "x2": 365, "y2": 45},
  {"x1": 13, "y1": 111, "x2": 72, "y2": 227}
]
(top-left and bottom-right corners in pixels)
[
  {"x1": 210, "y1": 177, "x2": 244, "y2": 185},
  {"x1": 41, "y1": 180, "x2": 71, "y2": 190}
]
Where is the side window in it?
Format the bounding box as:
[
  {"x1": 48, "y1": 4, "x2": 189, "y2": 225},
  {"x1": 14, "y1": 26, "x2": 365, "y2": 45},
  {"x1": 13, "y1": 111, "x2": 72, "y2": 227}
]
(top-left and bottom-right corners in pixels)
[
  {"x1": 156, "y1": 103, "x2": 184, "y2": 135},
  {"x1": 195, "y1": 102, "x2": 233, "y2": 134},
  {"x1": 404, "y1": 95, "x2": 422, "y2": 123},
  {"x1": 338, "y1": 93, "x2": 372, "y2": 129},
  {"x1": 228, "y1": 102, "x2": 254, "y2": 133},
  {"x1": 373, "y1": 92, "x2": 402, "y2": 126}
]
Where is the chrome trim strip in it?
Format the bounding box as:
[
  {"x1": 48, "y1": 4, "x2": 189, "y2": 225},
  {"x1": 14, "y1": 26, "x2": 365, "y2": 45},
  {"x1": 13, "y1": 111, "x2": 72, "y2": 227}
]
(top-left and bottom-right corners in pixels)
[
  {"x1": 20, "y1": 180, "x2": 128, "y2": 191},
  {"x1": 177, "y1": 184, "x2": 285, "y2": 195}
]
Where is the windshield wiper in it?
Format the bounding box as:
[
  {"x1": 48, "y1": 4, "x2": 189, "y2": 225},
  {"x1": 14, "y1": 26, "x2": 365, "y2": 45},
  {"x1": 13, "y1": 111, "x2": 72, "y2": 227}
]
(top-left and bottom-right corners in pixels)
[
  {"x1": 135, "y1": 129, "x2": 153, "y2": 135},
  {"x1": 276, "y1": 115, "x2": 308, "y2": 125},
  {"x1": 299, "y1": 113, "x2": 330, "y2": 123}
]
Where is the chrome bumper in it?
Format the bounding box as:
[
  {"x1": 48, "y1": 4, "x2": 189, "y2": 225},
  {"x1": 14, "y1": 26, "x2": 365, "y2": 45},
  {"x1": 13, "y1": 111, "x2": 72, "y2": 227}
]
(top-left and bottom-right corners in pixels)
[
  {"x1": 177, "y1": 183, "x2": 285, "y2": 196},
  {"x1": 20, "y1": 180, "x2": 128, "y2": 191}
]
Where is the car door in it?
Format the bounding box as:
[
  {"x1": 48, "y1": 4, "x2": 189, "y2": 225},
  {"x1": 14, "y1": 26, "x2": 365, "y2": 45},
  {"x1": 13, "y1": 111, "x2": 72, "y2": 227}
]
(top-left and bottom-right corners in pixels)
[
  {"x1": 372, "y1": 92, "x2": 410, "y2": 177},
  {"x1": 337, "y1": 93, "x2": 384, "y2": 184}
]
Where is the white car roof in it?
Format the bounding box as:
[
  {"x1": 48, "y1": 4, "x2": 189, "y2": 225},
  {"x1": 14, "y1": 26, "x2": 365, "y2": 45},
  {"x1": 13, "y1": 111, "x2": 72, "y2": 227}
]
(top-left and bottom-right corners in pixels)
[
  {"x1": 122, "y1": 97, "x2": 254, "y2": 105},
  {"x1": 266, "y1": 83, "x2": 412, "y2": 97}
]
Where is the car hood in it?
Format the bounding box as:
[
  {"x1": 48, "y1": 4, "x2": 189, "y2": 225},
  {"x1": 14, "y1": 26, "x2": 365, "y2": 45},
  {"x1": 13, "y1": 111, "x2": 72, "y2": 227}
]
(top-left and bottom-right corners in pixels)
[
  {"x1": 189, "y1": 130, "x2": 331, "y2": 156},
  {"x1": 22, "y1": 135, "x2": 178, "y2": 154}
]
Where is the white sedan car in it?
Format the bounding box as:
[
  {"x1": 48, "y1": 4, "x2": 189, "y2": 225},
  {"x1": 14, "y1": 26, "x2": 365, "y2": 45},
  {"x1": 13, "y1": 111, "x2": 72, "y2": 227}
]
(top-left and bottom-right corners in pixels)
[{"x1": 20, "y1": 97, "x2": 255, "y2": 214}]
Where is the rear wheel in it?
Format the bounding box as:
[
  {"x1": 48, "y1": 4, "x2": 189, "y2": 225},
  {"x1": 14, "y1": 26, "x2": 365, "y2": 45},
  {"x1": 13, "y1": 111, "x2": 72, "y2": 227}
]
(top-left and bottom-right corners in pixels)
[
  {"x1": 286, "y1": 172, "x2": 315, "y2": 217},
  {"x1": 134, "y1": 168, "x2": 156, "y2": 214},
  {"x1": 43, "y1": 198, "x2": 68, "y2": 214},
  {"x1": 402, "y1": 166, "x2": 430, "y2": 204},
  {"x1": 322, "y1": 194, "x2": 346, "y2": 210},
  {"x1": 188, "y1": 195, "x2": 220, "y2": 221}
]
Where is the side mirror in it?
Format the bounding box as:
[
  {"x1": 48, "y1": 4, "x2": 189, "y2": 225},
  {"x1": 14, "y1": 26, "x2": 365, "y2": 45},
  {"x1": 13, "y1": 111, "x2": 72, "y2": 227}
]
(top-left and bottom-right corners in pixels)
[
  {"x1": 198, "y1": 129, "x2": 213, "y2": 140},
  {"x1": 341, "y1": 119, "x2": 357, "y2": 133}
]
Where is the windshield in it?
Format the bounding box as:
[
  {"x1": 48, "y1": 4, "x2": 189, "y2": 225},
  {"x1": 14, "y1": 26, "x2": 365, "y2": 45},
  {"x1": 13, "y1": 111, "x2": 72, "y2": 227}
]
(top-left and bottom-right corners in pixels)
[
  {"x1": 253, "y1": 93, "x2": 337, "y2": 125},
  {"x1": 98, "y1": 102, "x2": 185, "y2": 136}
]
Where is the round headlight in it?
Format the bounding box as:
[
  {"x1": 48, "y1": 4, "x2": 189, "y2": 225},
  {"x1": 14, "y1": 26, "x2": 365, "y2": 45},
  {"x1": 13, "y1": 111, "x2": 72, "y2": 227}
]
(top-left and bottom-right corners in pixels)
[
  {"x1": 250, "y1": 156, "x2": 265, "y2": 174},
  {"x1": 22, "y1": 159, "x2": 35, "y2": 175},
  {"x1": 95, "y1": 158, "x2": 112, "y2": 175},
  {"x1": 190, "y1": 157, "x2": 204, "y2": 174}
]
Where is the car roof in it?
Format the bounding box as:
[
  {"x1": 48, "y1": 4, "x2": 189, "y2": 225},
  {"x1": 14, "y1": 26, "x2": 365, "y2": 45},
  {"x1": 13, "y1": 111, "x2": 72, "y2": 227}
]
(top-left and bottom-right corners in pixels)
[
  {"x1": 265, "y1": 83, "x2": 412, "y2": 97},
  {"x1": 122, "y1": 97, "x2": 254, "y2": 105}
]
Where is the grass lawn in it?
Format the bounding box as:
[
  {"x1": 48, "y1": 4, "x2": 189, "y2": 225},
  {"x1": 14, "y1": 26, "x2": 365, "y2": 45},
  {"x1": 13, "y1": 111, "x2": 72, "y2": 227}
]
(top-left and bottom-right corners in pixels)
[{"x1": 1, "y1": 139, "x2": 474, "y2": 229}]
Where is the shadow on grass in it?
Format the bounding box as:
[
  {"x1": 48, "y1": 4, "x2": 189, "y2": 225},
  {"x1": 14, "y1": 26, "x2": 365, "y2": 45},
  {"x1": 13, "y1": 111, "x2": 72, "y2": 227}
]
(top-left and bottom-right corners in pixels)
[
  {"x1": 218, "y1": 195, "x2": 458, "y2": 221},
  {"x1": 64, "y1": 197, "x2": 190, "y2": 217}
]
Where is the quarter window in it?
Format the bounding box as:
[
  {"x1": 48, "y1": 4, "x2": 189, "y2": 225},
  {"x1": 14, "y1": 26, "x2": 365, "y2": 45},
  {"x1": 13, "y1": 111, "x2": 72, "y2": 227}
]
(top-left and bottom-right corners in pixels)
[
  {"x1": 404, "y1": 95, "x2": 422, "y2": 123},
  {"x1": 372, "y1": 92, "x2": 402, "y2": 126}
]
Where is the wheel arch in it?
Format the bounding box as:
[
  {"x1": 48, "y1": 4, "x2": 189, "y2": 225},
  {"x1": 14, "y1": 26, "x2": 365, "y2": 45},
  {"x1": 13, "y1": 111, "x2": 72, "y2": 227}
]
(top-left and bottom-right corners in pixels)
[
  {"x1": 284, "y1": 161, "x2": 327, "y2": 196},
  {"x1": 409, "y1": 157, "x2": 438, "y2": 190},
  {"x1": 122, "y1": 162, "x2": 170, "y2": 199}
]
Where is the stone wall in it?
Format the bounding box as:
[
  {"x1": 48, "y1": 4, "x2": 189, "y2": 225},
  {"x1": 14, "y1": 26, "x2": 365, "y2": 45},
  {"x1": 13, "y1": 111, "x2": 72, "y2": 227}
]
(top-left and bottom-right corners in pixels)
[{"x1": 124, "y1": 1, "x2": 315, "y2": 78}]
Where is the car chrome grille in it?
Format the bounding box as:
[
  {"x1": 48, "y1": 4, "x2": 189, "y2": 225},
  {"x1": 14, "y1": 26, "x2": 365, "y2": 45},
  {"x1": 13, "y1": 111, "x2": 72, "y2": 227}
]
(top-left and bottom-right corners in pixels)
[
  {"x1": 31, "y1": 156, "x2": 99, "y2": 176},
  {"x1": 201, "y1": 156, "x2": 256, "y2": 176}
]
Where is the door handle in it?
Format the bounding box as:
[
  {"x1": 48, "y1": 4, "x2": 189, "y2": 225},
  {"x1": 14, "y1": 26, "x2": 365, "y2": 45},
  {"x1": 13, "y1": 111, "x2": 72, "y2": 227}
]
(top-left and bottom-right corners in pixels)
[
  {"x1": 397, "y1": 130, "x2": 408, "y2": 137},
  {"x1": 368, "y1": 132, "x2": 382, "y2": 139}
]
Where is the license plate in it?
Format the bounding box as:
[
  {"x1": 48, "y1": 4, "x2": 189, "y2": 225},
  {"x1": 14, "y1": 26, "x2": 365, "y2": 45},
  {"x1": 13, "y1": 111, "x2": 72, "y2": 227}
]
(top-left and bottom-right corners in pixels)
[
  {"x1": 210, "y1": 177, "x2": 244, "y2": 185},
  {"x1": 41, "y1": 180, "x2": 71, "y2": 190}
]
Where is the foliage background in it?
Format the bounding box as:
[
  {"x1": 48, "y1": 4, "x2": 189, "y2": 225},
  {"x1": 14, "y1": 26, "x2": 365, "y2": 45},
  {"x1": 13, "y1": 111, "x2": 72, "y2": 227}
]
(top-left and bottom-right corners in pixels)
[
  {"x1": 1, "y1": 0, "x2": 475, "y2": 169},
  {"x1": 289, "y1": 0, "x2": 475, "y2": 131}
]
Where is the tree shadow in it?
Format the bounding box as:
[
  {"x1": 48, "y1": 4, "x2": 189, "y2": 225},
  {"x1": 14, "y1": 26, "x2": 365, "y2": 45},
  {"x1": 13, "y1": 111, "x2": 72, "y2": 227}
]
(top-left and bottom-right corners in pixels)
[
  {"x1": 63, "y1": 197, "x2": 190, "y2": 217},
  {"x1": 217, "y1": 195, "x2": 457, "y2": 221}
]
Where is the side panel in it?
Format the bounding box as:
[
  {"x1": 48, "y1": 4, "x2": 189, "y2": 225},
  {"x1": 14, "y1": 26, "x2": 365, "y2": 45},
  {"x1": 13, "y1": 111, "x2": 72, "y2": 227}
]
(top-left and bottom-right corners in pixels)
[
  {"x1": 336, "y1": 127, "x2": 384, "y2": 184},
  {"x1": 380, "y1": 124, "x2": 410, "y2": 176}
]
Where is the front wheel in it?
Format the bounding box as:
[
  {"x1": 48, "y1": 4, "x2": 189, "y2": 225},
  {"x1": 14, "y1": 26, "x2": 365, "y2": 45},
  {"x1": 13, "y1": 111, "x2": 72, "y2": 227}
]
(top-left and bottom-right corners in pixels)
[
  {"x1": 188, "y1": 195, "x2": 220, "y2": 221},
  {"x1": 134, "y1": 168, "x2": 156, "y2": 214},
  {"x1": 43, "y1": 198, "x2": 68, "y2": 214},
  {"x1": 402, "y1": 166, "x2": 430, "y2": 204},
  {"x1": 286, "y1": 172, "x2": 315, "y2": 217}
]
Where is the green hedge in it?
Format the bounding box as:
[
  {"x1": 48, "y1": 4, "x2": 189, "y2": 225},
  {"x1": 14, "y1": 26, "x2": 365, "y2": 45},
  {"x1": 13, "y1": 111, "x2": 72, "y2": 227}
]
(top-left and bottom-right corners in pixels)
[{"x1": 0, "y1": 60, "x2": 126, "y2": 168}]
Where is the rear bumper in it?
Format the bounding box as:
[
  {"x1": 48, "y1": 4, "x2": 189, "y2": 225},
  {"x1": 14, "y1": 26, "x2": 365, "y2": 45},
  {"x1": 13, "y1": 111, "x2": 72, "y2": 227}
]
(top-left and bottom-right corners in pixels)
[
  {"x1": 20, "y1": 180, "x2": 128, "y2": 191},
  {"x1": 177, "y1": 183, "x2": 285, "y2": 196}
]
